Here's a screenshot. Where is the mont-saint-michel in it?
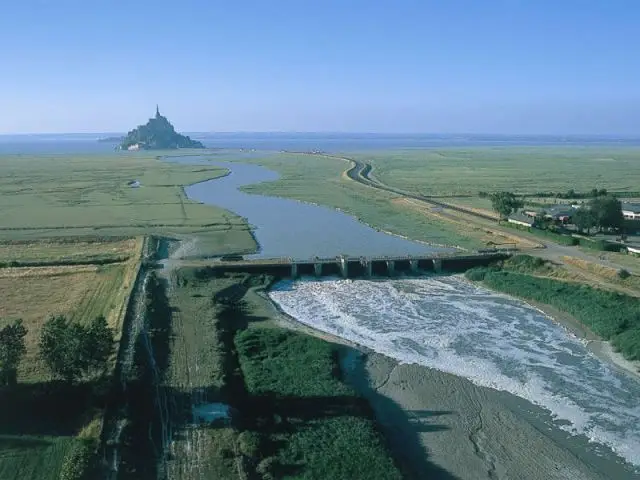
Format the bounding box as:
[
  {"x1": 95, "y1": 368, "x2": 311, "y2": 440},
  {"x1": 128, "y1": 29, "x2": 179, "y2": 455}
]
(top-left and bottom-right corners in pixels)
[{"x1": 118, "y1": 106, "x2": 205, "y2": 150}]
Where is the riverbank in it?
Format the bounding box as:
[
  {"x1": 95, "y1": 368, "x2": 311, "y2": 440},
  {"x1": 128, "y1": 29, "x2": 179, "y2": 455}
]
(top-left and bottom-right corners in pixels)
[
  {"x1": 524, "y1": 300, "x2": 640, "y2": 381},
  {"x1": 464, "y1": 264, "x2": 640, "y2": 379}
]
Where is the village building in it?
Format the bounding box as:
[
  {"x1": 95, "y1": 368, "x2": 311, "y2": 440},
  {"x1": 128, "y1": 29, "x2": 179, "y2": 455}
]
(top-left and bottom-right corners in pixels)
[
  {"x1": 507, "y1": 212, "x2": 535, "y2": 227},
  {"x1": 622, "y1": 202, "x2": 640, "y2": 220}
]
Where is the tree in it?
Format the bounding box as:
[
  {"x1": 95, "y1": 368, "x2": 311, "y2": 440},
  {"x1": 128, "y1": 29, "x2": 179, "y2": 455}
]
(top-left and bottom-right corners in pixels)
[
  {"x1": 489, "y1": 192, "x2": 524, "y2": 221},
  {"x1": 589, "y1": 195, "x2": 624, "y2": 232},
  {"x1": 84, "y1": 315, "x2": 114, "y2": 375},
  {"x1": 40, "y1": 315, "x2": 85, "y2": 383},
  {"x1": 39, "y1": 315, "x2": 114, "y2": 383},
  {"x1": 534, "y1": 210, "x2": 553, "y2": 230},
  {"x1": 0, "y1": 319, "x2": 27, "y2": 386},
  {"x1": 572, "y1": 208, "x2": 596, "y2": 234}
]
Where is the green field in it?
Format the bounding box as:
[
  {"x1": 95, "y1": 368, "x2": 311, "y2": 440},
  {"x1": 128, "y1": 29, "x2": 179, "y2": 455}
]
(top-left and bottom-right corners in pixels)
[
  {"x1": 0, "y1": 435, "x2": 74, "y2": 480},
  {"x1": 235, "y1": 327, "x2": 403, "y2": 480},
  {"x1": 0, "y1": 153, "x2": 256, "y2": 256},
  {"x1": 356, "y1": 147, "x2": 640, "y2": 197}
]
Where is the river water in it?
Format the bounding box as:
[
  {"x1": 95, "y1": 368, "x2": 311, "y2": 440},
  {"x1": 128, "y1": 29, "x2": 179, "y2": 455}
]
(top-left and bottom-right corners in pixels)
[
  {"x1": 269, "y1": 276, "x2": 640, "y2": 472},
  {"x1": 184, "y1": 160, "x2": 451, "y2": 259}
]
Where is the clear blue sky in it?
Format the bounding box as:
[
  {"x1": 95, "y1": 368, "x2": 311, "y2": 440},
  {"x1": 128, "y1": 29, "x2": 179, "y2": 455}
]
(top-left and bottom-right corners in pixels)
[{"x1": 1, "y1": 0, "x2": 639, "y2": 134}]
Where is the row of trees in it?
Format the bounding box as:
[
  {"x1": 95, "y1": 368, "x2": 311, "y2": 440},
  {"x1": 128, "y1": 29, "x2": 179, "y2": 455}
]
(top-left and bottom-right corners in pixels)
[
  {"x1": 0, "y1": 315, "x2": 114, "y2": 386},
  {"x1": 573, "y1": 196, "x2": 624, "y2": 233},
  {"x1": 483, "y1": 188, "x2": 610, "y2": 200}
]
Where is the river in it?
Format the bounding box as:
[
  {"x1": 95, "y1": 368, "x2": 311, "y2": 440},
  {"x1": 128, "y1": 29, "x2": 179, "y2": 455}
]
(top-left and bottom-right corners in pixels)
[
  {"x1": 176, "y1": 156, "x2": 640, "y2": 476},
  {"x1": 182, "y1": 159, "x2": 452, "y2": 259}
]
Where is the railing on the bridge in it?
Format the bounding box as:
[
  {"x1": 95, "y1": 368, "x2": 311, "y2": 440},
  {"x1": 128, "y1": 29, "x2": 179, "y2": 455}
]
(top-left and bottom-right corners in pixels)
[{"x1": 211, "y1": 248, "x2": 515, "y2": 265}]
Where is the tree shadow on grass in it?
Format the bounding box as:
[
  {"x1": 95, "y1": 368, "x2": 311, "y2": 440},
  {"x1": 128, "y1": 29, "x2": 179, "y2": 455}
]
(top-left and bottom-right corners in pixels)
[
  {"x1": 0, "y1": 435, "x2": 55, "y2": 449},
  {"x1": 0, "y1": 380, "x2": 105, "y2": 437}
]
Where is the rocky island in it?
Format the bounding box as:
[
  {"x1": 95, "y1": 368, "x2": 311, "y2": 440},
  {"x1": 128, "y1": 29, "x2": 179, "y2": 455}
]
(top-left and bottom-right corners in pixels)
[{"x1": 119, "y1": 106, "x2": 205, "y2": 150}]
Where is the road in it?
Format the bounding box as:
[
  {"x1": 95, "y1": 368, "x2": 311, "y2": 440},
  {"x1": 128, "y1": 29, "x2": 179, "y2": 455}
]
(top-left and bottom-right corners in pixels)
[{"x1": 341, "y1": 156, "x2": 498, "y2": 221}]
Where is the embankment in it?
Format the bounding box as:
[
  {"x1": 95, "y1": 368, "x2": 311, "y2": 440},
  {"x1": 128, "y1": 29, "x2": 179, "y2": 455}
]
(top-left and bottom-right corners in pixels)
[{"x1": 465, "y1": 264, "x2": 640, "y2": 370}]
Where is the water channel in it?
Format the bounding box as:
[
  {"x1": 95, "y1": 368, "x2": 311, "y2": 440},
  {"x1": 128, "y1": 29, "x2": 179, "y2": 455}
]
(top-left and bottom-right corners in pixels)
[{"x1": 177, "y1": 156, "x2": 452, "y2": 259}]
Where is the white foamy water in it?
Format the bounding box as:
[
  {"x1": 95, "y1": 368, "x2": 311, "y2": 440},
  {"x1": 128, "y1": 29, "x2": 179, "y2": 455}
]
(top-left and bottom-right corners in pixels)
[{"x1": 269, "y1": 276, "x2": 640, "y2": 468}]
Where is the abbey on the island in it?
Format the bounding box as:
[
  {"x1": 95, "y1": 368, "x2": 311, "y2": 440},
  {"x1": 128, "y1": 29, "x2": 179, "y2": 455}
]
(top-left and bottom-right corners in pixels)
[{"x1": 119, "y1": 106, "x2": 205, "y2": 150}]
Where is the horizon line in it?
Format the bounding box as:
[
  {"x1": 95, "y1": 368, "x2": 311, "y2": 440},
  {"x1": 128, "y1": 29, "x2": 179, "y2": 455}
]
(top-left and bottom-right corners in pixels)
[{"x1": 2, "y1": 131, "x2": 640, "y2": 138}]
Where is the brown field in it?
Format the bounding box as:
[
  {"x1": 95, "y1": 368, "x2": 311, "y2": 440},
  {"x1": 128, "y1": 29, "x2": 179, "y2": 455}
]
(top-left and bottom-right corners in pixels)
[
  {"x1": 561, "y1": 256, "x2": 640, "y2": 295},
  {"x1": 0, "y1": 237, "x2": 138, "y2": 264},
  {"x1": 0, "y1": 238, "x2": 142, "y2": 382}
]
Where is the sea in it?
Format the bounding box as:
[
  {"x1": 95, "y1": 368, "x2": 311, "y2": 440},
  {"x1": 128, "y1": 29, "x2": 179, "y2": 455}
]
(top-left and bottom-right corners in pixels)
[{"x1": 2, "y1": 132, "x2": 640, "y2": 155}]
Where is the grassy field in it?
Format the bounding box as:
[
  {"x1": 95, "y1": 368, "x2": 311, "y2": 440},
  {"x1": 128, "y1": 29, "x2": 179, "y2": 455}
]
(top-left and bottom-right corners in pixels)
[
  {"x1": 0, "y1": 153, "x2": 256, "y2": 256},
  {"x1": 357, "y1": 147, "x2": 640, "y2": 196},
  {"x1": 232, "y1": 153, "x2": 484, "y2": 250},
  {"x1": 164, "y1": 272, "x2": 247, "y2": 479},
  {"x1": 0, "y1": 237, "x2": 137, "y2": 264},
  {"x1": 0, "y1": 238, "x2": 142, "y2": 480}
]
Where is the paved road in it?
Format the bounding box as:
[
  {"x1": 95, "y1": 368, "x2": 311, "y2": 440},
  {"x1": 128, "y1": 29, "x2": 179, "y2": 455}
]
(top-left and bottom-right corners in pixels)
[{"x1": 342, "y1": 156, "x2": 498, "y2": 221}]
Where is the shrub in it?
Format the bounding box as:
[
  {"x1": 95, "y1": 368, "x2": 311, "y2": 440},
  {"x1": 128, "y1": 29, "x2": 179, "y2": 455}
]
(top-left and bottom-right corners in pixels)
[
  {"x1": 579, "y1": 239, "x2": 623, "y2": 252},
  {"x1": 612, "y1": 327, "x2": 640, "y2": 361},
  {"x1": 237, "y1": 431, "x2": 263, "y2": 458},
  {"x1": 503, "y1": 255, "x2": 548, "y2": 273},
  {"x1": 465, "y1": 267, "x2": 489, "y2": 281},
  {"x1": 256, "y1": 456, "x2": 277, "y2": 480},
  {"x1": 234, "y1": 328, "x2": 403, "y2": 480},
  {"x1": 618, "y1": 269, "x2": 632, "y2": 279},
  {"x1": 59, "y1": 438, "x2": 98, "y2": 480}
]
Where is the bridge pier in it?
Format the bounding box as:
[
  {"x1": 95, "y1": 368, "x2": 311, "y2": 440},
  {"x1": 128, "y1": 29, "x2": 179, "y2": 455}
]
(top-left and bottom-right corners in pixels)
[
  {"x1": 338, "y1": 256, "x2": 348, "y2": 278},
  {"x1": 360, "y1": 257, "x2": 372, "y2": 277},
  {"x1": 290, "y1": 263, "x2": 298, "y2": 278},
  {"x1": 433, "y1": 258, "x2": 443, "y2": 273},
  {"x1": 410, "y1": 259, "x2": 419, "y2": 273},
  {"x1": 314, "y1": 262, "x2": 322, "y2": 277},
  {"x1": 386, "y1": 260, "x2": 395, "y2": 276}
]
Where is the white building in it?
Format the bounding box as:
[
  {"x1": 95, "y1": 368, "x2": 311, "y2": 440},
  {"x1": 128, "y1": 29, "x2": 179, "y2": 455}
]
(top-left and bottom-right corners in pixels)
[{"x1": 622, "y1": 203, "x2": 640, "y2": 220}]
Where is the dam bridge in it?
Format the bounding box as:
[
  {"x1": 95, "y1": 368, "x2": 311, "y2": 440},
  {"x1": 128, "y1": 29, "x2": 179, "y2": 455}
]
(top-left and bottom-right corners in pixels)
[{"x1": 184, "y1": 250, "x2": 512, "y2": 279}]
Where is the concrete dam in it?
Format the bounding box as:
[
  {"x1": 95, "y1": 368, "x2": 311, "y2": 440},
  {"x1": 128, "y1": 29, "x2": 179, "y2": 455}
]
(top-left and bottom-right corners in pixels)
[{"x1": 181, "y1": 252, "x2": 509, "y2": 279}]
